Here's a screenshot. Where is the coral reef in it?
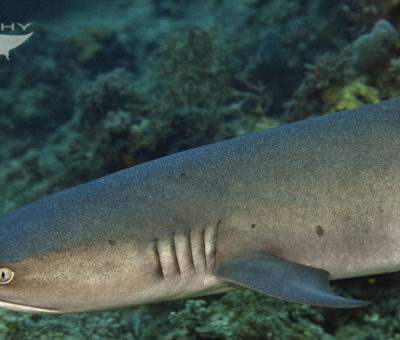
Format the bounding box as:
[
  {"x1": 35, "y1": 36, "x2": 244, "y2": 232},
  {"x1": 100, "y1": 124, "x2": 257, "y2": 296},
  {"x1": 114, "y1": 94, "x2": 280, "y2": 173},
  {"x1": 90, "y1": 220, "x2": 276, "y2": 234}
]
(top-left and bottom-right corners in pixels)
[
  {"x1": 338, "y1": 0, "x2": 400, "y2": 33},
  {"x1": 352, "y1": 19, "x2": 398, "y2": 71},
  {"x1": 75, "y1": 68, "x2": 138, "y2": 125},
  {"x1": 283, "y1": 51, "x2": 351, "y2": 121},
  {"x1": 322, "y1": 76, "x2": 380, "y2": 112},
  {"x1": 166, "y1": 291, "x2": 330, "y2": 340},
  {"x1": 66, "y1": 27, "x2": 118, "y2": 65},
  {"x1": 284, "y1": 18, "x2": 400, "y2": 121}
]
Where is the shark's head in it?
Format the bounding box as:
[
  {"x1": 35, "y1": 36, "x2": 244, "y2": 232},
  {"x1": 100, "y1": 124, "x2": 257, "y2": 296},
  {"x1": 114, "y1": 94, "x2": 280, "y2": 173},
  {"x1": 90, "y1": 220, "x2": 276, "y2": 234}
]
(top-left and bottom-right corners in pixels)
[
  {"x1": 0, "y1": 235, "x2": 163, "y2": 314},
  {"x1": 0, "y1": 262, "x2": 61, "y2": 314},
  {"x1": 0, "y1": 183, "x2": 176, "y2": 314}
]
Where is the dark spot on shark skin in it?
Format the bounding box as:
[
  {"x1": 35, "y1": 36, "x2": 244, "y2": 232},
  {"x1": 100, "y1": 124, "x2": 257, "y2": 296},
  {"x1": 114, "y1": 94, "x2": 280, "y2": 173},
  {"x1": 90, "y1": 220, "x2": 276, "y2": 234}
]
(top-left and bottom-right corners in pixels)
[
  {"x1": 108, "y1": 239, "x2": 116, "y2": 246},
  {"x1": 316, "y1": 225, "x2": 324, "y2": 237},
  {"x1": 251, "y1": 223, "x2": 256, "y2": 229}
]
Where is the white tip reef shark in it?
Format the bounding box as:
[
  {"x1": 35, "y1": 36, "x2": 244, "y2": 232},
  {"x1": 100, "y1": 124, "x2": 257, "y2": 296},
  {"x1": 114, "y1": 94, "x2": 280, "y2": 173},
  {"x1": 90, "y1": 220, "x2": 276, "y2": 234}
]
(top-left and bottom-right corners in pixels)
[{"x1": 0, "y1": 97, "x2": 400, "y2": 313}]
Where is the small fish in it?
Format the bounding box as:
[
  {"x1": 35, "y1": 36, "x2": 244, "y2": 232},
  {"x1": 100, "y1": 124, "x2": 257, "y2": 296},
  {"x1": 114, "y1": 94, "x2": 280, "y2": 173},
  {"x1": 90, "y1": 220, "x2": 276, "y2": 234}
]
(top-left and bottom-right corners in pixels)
[{"x1": 0, "y1": 97, "x2": 400, "y2": 313}]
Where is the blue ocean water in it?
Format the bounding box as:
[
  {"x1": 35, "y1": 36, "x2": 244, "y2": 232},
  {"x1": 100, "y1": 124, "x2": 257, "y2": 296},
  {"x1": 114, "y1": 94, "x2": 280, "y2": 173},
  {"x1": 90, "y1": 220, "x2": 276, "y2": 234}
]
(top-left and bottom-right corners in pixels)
[{"x1": 0, "y1": 0, "x2": 399, "y2": 338}]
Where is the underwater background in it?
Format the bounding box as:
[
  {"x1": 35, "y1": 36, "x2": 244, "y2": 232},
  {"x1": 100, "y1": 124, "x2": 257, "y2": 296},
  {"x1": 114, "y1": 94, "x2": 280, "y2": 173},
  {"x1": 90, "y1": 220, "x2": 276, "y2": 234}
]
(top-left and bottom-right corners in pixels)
[{"x1": 1, "y1": 0, "x2": 400, "y2": 339}]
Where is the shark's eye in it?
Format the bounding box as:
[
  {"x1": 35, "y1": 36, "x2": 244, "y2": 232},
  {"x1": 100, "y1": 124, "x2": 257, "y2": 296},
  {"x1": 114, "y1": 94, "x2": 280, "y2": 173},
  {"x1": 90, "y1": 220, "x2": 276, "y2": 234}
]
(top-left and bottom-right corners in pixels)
[{"x1": 0, "y1": 268, "x2": 14, "y2": 284}]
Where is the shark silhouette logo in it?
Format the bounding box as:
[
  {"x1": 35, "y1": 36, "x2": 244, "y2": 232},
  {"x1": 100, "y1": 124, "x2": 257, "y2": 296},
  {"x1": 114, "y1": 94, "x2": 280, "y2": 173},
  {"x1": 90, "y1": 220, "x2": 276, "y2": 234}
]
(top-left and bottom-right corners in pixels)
[{"x1": 0, "y1": 32, "x2": 33, "y2": 60}]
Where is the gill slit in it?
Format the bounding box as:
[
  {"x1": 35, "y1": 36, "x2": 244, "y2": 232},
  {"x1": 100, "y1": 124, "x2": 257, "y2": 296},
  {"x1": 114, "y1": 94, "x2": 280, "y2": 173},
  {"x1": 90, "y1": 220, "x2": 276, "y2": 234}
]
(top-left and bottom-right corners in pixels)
[
  {"x1": 154, "y1": 238, "x2": 164, "y2": 280},
  {"x1": 154, "y1": 219, "x2": 221, "y2": 280},
  {"x1": 172, "y1": 232, "x2": 181, "y2": 276},
  {"x1": 201, "y1": 226, "x2": 207, "y2": 269},
  {"x1": 188, "y1": 229, "x2": 196, "y2": 273},
  {"x1": 213, "y1": 219, "x2": 222, "y2": 272}
]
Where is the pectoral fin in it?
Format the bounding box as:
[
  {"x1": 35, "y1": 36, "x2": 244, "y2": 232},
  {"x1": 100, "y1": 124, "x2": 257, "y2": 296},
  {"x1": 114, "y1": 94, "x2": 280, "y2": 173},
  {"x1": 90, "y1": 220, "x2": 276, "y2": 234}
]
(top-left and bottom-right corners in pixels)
[{"x1": 217, "y1": 252, "x2": 369, "y2": 308}]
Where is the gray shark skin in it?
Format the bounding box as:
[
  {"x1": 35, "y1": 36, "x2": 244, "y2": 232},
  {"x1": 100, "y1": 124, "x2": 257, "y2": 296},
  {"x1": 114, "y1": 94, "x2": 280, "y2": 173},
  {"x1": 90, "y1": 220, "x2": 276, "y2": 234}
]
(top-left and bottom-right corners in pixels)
[{"x1": 0, "y1": 97, "x2": 400, "y2": 313}]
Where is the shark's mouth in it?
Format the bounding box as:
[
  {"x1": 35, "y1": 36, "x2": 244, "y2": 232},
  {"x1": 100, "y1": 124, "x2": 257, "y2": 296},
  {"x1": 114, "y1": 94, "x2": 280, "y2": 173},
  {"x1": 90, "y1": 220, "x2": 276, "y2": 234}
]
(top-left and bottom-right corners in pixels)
[{"x1": 0, "y1": 300, "x2": 60, "y2": 314}]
